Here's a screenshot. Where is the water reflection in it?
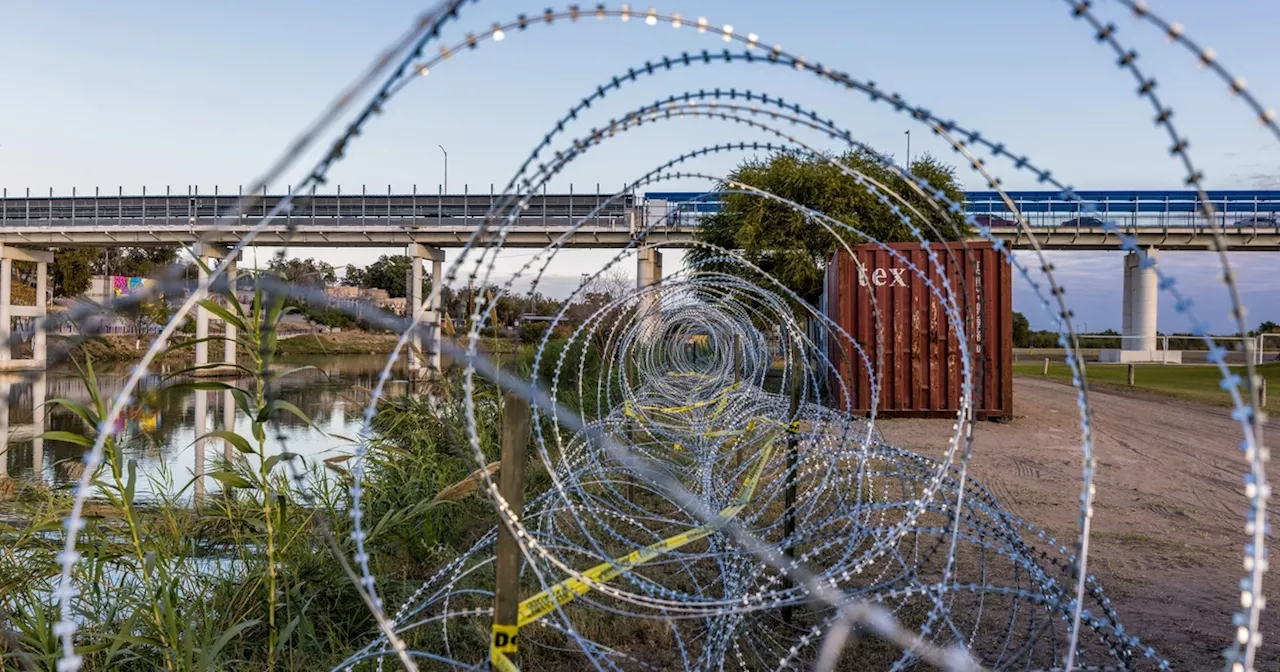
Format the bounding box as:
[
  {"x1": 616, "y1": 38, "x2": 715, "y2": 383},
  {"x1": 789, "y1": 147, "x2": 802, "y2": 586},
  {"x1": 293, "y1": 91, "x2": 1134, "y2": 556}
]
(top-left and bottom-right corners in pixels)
[{"x1": 1, "y1": 355, "x2": 414, "y2": 500}]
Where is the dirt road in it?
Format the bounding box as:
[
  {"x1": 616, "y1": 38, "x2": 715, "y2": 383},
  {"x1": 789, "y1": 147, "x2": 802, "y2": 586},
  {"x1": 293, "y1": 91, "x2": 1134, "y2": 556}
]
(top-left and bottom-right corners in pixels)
[{"x1": 877, "y1": 376, "x2": 1279, "y2": 670}]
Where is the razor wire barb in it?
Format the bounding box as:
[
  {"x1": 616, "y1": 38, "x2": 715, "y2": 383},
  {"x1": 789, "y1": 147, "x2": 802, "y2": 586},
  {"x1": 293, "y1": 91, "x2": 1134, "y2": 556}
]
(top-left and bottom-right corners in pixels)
[{"x1": 0, "y1": 2, "x2": 1261, "y2": 672}]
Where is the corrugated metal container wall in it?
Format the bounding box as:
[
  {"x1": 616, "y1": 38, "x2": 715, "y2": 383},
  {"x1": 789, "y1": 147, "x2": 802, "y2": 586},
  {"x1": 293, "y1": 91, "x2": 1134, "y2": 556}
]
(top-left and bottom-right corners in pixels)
[{"x1": 824, "y1": 241, "x2": 1013, "y2": 420}]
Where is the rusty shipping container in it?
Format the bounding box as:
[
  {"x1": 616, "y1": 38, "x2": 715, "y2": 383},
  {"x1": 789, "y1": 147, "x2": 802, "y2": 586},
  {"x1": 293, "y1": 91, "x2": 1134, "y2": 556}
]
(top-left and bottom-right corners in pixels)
[{"x1": 823, "y1": 241, "x2": 1013, "y2": 420}]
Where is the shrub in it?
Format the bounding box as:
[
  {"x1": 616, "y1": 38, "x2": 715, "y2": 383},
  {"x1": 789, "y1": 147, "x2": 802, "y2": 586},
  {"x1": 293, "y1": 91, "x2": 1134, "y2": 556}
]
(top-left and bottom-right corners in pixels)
[{"x1": 519, "y1": 321, "x2": 550, "y2": 344}]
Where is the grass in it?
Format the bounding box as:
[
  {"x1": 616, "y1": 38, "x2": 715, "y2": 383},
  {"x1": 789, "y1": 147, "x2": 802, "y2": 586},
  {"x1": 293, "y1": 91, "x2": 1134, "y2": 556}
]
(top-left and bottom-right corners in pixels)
[
  {"x1": 0, "y1": 272, "x2": 619, "y2": 670},
  {"x1": 1014, "y1": 360, "x2": 1279, "y2": 412},
  {"x1": 0, "y1": 277, "x2": 536, "y2": 671}
]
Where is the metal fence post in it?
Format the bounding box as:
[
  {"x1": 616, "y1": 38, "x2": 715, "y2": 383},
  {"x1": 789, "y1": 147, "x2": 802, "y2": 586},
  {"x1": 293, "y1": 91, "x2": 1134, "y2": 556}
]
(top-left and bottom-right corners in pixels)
[{"x1": 492, "y1": 391, "x2": 531, "y2": 670}]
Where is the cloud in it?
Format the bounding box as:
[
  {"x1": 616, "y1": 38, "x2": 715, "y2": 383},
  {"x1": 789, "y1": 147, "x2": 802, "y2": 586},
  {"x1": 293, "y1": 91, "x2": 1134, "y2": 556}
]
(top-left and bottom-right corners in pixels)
[{"x1": 1247, "y1": 172, "x2": 1280, "y2": 189}]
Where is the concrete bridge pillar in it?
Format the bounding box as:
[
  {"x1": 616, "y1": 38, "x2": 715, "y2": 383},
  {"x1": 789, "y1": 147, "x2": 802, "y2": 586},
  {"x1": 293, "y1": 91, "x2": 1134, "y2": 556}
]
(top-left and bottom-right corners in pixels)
[
  {"x1": 406, "y1": 243, "x2": 444, "y2": 373},
  {"x1": 1123, "y1": 248, "x2": 1159, "y2": 352},
  {"x1": 0, "y1": 246, "x2": 53, "y2": 371},
  {"x1": 192, "y1": 243, "x2": 236, "y2": 374},
  {"x1": 637, "y1": 247, "x2": 663, "y2": 337},
  {"x1": 1105, "y1": 248, "x2": 1175, "y2": 363},
  {"x1": 0, "y1": 377, "x2": 8, "y2": 479}
]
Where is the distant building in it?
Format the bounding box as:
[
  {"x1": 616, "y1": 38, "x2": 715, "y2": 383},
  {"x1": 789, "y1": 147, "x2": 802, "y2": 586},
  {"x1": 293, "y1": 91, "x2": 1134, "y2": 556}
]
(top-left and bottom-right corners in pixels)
[{"x1": 324, "y1": 286, "x2": 407, "y2": 316}]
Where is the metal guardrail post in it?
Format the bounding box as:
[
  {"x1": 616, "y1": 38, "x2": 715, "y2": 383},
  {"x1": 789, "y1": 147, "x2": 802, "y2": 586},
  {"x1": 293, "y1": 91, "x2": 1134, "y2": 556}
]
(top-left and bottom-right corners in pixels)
[{"x1": 492, "y1": 391, "x2": 531, "y2": 670}]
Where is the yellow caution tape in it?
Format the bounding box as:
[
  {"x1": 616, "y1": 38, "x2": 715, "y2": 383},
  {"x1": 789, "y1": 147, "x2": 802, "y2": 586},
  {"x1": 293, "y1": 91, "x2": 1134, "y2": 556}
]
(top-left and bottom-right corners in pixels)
[
  {"x1": 516, "y1": 424, "x2": 779, "y2": 628},
  {"x1": 489, "y1": 623, "x2": 520, "y2": 670},
  {"x1": 494, "y1": 386, "x2": 775, "y2": 671},
  {"x1": 638, "y1": 381, "x2": 742, "y2": 415},
  {"x1": 491, "y1": 649, "x2": 520, "y2": 672}
]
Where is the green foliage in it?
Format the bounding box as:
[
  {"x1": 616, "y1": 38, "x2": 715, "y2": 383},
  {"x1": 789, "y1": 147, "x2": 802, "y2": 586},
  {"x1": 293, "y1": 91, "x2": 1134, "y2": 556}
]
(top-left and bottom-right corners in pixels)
[
  {"x1": 688, "y1": 148, "x2": 968, "y2": 308},
  {"x1": 1258, "y1": 320, "x2": 1279, "y2": 334},
  {"x1": 0, "y1": 271, "x2": 529, "y2": 670},
  {"x1": 96, "y1": 248, "x2": 179, "y2": 278},
  {"x1": 1012, "y1": 311, "x2": 1031, "y2": 348},
  {"x1": 519, "y1": 321, "x2": 550, "y2": 344},
  {"x1": 268, "y1": 255, "x2": 337, "y2": 287},
  {"x1": 47, "y1": 247, "x2": 180, "y2": 298},
  {"x1": 285, "y1": 299, "x2": 357, "y2": 330},
  {"x1": 343, "y1": 254, "x2": 412, "y2": 297},
  {"x1": 51, "y1": 248, "x2": 99, "y2": 297}
]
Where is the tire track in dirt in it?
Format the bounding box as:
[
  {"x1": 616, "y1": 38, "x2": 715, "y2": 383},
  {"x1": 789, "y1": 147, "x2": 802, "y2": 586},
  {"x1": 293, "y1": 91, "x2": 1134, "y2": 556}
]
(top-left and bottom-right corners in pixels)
[{"x1": 874, "y1": 377, "x2": 1279, "y2": 670}]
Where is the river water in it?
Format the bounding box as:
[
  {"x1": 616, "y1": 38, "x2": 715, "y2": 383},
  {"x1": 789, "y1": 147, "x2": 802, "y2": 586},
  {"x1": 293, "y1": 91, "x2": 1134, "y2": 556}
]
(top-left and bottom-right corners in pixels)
[{"x1": 0, "y1": 355, "x2": 416, "y2": 500}]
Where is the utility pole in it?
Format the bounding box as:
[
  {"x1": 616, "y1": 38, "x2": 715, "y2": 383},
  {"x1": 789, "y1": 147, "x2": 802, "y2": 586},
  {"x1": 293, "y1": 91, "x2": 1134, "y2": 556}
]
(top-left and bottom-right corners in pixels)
[
  {"x1": 904, "y1": 129, "x2": 911, "y2": 169},
  {"x1": 467, "y1": 277, "x2": 475, "y2": 332}
]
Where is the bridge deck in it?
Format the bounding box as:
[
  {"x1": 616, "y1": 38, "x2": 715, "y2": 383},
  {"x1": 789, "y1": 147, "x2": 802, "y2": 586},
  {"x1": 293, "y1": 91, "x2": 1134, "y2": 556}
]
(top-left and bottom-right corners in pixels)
[{"x1": 0, "y1": 190, "x2": 1277, "y2": 250}]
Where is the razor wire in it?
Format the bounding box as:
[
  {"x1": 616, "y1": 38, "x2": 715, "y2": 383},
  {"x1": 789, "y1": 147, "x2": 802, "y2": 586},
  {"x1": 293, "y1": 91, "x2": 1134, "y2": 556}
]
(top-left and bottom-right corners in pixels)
[{"x1": 0, "y1": 2, "x2": 1263, "y2": 672}]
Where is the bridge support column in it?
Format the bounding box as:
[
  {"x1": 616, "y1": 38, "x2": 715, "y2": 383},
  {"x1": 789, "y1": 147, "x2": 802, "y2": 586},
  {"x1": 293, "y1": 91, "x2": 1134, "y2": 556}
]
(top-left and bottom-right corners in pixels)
[
  {"x1": 406, "y1": 244, "x2": 444, "y2": 374},
  {"x1": 195, "y1": 262, "x2": 210, "y2": 369},
  {"x1": 1123, "y1": 248, "x2": 1159, "y2": 352},
  {"x1": 637, "y1": 247, "x2": 663, "y2": 338},
  {"x1": 0, "y1": 246, "x2": 53, "y2": 371},
  {"x1": 1104, "y1": 248, "x2": 1179, "y2": 363},
  {"x1": 192, "y1": 244, "x2": 236, "y2": 375},
  {"x1": 34, "y1": 261, "x2": 47, "y2": 364},
  {"x1": 0, "y1": 377, "x2": 8, "y2": 479},
  {"x1": 223, "y1": 261, "x2": 237, "y2": 370},
  {"x1": 1, "y1": 257, "x2": 10, "y2": 364}
]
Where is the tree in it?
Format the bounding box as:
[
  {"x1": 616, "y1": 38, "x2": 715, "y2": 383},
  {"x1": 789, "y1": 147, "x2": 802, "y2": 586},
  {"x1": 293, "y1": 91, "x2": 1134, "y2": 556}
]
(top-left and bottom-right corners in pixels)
[
  {"x1": 342, "y1": 264, "x2": 368, "y2": 287},
  {"x1": 95, "y1": 247, "x2": 179, "y2": 277},
  {"x1": 363, "y1": 254, "x2": 413, "y2": 297},
  {"x1": 121, "y1": 295, "x2": 172, "y2": 349},
  {"x1": 51, "y1": 248, "x2": 98, "y2": 298},
  {"x1": 493, "y1": 293, "x2": 524, "y2": 328},
  {"x1": 1258, "y1": 320, "x2": 1279, "y2": 334},
  {"x1": 1012, "y1": 311, "x2": 1030, "y2": 348},
  {"x1": 687, "y1": 148, "x2": 968, "y2": 310},
  {"x1": 267, "y1": 255, "x2": 337, "y2": 286}
]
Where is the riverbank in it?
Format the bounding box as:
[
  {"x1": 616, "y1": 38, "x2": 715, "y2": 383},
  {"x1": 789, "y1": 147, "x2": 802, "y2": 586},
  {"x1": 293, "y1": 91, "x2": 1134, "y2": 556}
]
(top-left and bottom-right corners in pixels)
[{"x1": 49, "y1": 331, "x2": 521, "y2": 369}]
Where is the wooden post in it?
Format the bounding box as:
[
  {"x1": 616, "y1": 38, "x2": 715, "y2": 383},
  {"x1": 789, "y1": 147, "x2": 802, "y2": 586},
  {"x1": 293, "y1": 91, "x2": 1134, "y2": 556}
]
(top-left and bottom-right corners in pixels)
[
  {"x1": 733, "y1": 333, "x2": 742, "y2": 469},
  {"x1": 1261, "y1": 377, "x2": 1268, "y2": 409},
  {"x1": 492, "y1": 391, "x2": 531, "y2": 670},
  {"x1": 1127, "y1": 363, "x2": 1135, "y2": 386},
  {"x1": 625, "y1": 417, "x2": 637, "y2": 501},
  {"x1": 781, "y1": 348, "x2": 802, "y2": 624},
  {"x1": 1042, "y1": 358, "x2": 1049, "y2": 376}
]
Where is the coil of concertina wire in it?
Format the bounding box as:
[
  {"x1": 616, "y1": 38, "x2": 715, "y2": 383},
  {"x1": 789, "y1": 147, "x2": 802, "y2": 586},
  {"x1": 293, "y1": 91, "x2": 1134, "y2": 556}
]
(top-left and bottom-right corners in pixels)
[{"x1": 29, "y1": 3, "x2": 1270, "y2": 672}]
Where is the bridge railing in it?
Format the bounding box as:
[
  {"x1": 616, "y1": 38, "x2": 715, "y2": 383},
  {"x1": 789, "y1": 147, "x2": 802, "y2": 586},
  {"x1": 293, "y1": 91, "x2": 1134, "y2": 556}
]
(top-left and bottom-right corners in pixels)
[
  {"x1": 5, "y1": 188, "x2": 1280, "y2": 231},
  {"x1": 0, "y1": 188, "x2": 640, "y2": 227},
  {"x1": 646, "y1": 190, "x2": 1280, "y2": 229}
]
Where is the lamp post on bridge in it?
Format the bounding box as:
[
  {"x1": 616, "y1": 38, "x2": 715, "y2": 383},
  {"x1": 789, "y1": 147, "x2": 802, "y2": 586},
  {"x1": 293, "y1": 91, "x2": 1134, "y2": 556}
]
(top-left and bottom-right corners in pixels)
[{"x1": 438, "y1": 144, "x2": 448, "y2": 194}]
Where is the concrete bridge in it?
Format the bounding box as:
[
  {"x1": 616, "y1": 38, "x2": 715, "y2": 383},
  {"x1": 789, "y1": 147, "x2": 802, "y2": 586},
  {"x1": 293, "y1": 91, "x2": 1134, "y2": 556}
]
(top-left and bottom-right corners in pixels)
[
  {"x1": 0, "y1": 187, "x2": 1277, "y2": 370},
  {"x1": 3, "y1": 187, "x2": 1278, "y2": 251}
]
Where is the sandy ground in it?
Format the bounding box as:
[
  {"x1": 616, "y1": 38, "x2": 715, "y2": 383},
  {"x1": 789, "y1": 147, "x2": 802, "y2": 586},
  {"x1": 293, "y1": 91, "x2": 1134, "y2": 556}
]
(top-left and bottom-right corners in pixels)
[{"x1": 877, "y1": 376, "x2": 1279, "y2": 670}]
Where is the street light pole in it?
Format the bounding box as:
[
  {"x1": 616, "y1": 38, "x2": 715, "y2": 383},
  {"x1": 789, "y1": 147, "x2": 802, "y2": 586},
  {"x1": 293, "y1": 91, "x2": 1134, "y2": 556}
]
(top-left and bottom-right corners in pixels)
[
  {"x1": 438, "y1": 144, "x2": 448, "y2": 194},
  {"x1": 904, "y1": 130, "x2": 911, "y2": 169}
]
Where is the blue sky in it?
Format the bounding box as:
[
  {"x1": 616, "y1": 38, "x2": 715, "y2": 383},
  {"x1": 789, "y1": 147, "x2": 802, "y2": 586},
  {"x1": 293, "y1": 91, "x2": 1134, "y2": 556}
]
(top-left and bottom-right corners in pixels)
[{"x1": 1, "y1": 0, "x2": 1277, "y2": 332}]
